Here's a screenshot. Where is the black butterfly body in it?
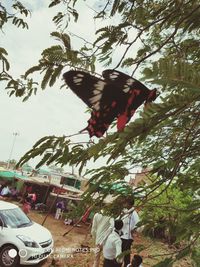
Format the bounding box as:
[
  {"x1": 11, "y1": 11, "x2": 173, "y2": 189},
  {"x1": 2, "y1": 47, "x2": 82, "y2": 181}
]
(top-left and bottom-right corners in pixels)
[{"x1": 63, "y1": 69, "x2": 157, "y2": 137}]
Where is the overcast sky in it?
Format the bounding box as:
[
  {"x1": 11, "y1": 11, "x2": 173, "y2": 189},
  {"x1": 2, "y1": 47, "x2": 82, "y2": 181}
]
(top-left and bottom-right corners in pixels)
[
  {"x1": 0, "y1": 1, "x2": 142, "y2": 176},
  {"x1": 0, "y1": 1, "x2": 91, "y2": 169}
]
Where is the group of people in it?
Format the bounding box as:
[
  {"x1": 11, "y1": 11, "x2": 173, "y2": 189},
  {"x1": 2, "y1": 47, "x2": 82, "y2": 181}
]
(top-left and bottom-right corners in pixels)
[
  {"x1": 0, "y1": 183, "x2": 19, "y2": 199},
  {"x1": 91, "y1": 198, "x2": 142, "y2": 267},
  {"x1": 0, "y1": 182, "x2": 38, "y2": 215}
]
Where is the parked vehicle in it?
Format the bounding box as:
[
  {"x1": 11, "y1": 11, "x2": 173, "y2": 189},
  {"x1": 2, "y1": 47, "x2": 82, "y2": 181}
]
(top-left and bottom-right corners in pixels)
[{"x1": 0, "y1": 200, "x2": 53, "y2": 266}]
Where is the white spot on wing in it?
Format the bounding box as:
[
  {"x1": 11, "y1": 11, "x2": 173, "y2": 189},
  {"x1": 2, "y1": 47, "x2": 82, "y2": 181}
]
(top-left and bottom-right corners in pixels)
[
  {"x1": 89, "y1": 94, "x2": 101, "y2": 103},
  {"x1": 94, "y1": 81, "x2": 106, "y2": 91},
  {"x1": 93, "y1": 102, "x2": 100, "y2": 110},
  {"x1": 123, "y1": 87, "x2": 130, "y2": 93},
  {"x1": 126, "y1": 78, "x2": 135, "y2": 85},
  {"x1": 109, "y1": 71, "x2": 119, "y2": 80},
  {"x1": 73, "y1": 77, "x2": 82, "y2": 84},
  {"x1": 93, "y1": 89, "x2": 101, "y2": 95},
  {"x1": 73, "y1": 74, "x2": 85, "y2": 85},
  {"x1": 123, "y1": 78, "x2": 136, "y2": 92}
]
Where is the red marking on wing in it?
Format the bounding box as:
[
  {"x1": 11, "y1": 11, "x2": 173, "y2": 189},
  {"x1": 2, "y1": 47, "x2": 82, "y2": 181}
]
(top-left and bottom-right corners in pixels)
[
  {"x1": 117, "y1": 114, "x2": 128, "y2": 131},
  {"x1": 117, "y1": 89, "x2": 139, "y2": 130},
  {"x1": 111, "y1": 101, "x2": 117, "y2": 107}
]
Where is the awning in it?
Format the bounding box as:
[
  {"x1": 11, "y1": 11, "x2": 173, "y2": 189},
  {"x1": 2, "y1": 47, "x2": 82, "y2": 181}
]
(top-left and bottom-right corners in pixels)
[{"x1": 0, "y1": 171, "x2": 28, "y2": 181}]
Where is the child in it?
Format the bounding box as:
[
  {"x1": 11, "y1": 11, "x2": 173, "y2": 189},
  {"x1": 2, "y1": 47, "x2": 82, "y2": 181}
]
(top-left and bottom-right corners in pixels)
[
  {"x1": 127, "y1": 254, "x2": 143, "y2": 267},
  {"x1": 103, "y1": 219, "x2": 123, "y2": 267}
]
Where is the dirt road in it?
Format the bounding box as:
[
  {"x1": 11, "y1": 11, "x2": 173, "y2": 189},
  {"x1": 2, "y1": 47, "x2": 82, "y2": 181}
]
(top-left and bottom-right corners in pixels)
[{"x1": 24, "y1": 210, "x2": 193, "y2": 267}]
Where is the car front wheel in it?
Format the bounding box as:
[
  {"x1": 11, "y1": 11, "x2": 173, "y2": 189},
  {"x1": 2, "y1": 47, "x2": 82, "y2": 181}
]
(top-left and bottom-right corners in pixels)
[{"x1": 0, "y1": 245, "x2": 19, "y2": 267}]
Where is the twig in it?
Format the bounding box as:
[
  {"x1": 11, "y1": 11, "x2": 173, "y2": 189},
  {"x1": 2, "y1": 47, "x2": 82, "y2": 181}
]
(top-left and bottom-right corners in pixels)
[
  {"x1": 114, "y1": 2, "x2": 186, "y2": 70},
  {"x1": 131, "y1": 4, "x2": 200, "y2": 75}
]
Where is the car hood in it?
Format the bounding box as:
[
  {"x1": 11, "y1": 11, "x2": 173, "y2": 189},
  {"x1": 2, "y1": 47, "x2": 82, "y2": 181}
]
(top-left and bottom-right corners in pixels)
[{"x1": 12, "y1": 222, "x2": 52, "y2": 243}]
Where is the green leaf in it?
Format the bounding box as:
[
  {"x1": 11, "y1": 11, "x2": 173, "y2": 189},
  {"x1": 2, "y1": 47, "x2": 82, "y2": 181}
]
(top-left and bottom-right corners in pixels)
[
  {"x1": 41, "y1": 68, "x2": 53, "y2": 89},
  {"x1": 36, "y1": 153, "x2": 52, "y2": 169},
  {"x1": 110, "y1": 0, "x2": 120, "y2": 16},
  {"x1": 49, "y1": 65, "x2": 63, "y2": 87},
  {"x1": 49, "y1": 0, "x2": 61, "y2": 8},
  {"x1": 0, "y1": 47, "x2": 8, "y2": 55},
  {"x1": 24, "y1": 66, "x2": 42, "y2": 78},
  {"x1": 46, "y1": 149, "x2": 62, "y2": 165},
  {"x1": 33, "y1": 136, "x2": 53, "y2": 148},
  {"x1": 191, "y1": 248, "x2": 200, "y2": 267}
]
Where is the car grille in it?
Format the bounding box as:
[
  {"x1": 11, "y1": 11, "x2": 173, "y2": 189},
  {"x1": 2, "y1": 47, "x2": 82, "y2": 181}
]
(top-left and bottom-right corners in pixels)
[{"x1": 39, "y1": 239, "x2": 52, "y2": 248}]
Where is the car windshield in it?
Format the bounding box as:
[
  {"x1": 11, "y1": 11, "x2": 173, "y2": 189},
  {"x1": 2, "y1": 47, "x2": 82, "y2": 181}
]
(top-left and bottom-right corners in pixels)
[{"x1": 0, "y1": 207, "x2": 32, "y2": 228}]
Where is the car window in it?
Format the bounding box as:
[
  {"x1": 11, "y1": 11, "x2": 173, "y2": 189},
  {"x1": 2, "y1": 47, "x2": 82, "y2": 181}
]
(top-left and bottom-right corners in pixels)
[{"x1": 0, "y1": 207, "x2": 32, "y2": 228}]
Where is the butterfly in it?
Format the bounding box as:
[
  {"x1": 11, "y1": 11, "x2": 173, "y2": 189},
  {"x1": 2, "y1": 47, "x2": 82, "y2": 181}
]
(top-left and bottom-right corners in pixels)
[{"x1": 63, "y1": 69, "x2": 157, "y2": 137}]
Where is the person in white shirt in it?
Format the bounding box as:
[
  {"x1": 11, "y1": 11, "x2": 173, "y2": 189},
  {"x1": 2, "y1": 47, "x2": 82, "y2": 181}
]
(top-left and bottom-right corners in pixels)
[
  {"x1": 91, "y1": 211, "x2": 114, "y2": 267},
  {"x1": 103, "y1": 219, "x2": 123, "y2": 267},
  {"x1": 121, "y1": 198, "x2": 140, "y2": 267},
  {"x1": 0, "y1": 185, "x2": 10, "y2": 197},
  {"x1": 127, "y1": 254, "x2": 143, "y2": 267}
]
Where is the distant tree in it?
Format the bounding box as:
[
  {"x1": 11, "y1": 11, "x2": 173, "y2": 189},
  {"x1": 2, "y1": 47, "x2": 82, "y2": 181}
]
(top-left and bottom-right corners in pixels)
[
  {"x1": 0, "y1": 1, "x2": 37, "y2": 99},
  {"x1": 9, "y1": 158, "x2": 17, "y2": 165},
  {"x1": 141, "y1": 184, "x2": 193, "y2": 244},
  {"x1": 6, "y1": 159, "x2": 17, "y2": 169},
  {"x1": 1, "y1": 1, "x2": 200, "y2": 265}
]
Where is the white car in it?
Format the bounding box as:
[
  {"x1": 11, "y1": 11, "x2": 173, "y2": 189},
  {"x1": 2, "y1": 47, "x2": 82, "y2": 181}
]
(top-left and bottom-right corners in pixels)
[{"x1": 0, "y1": 200, "x2": 53, "y2": 267}]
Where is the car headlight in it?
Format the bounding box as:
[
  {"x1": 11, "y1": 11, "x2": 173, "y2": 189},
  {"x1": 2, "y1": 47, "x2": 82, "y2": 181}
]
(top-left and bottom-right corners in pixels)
[{"x1": 17, "y1": 235, "x2": 39, "y2": 248}]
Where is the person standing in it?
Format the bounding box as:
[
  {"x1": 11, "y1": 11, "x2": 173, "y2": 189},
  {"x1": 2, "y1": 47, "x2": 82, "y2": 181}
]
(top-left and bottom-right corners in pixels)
[
  {"x1": 91, "y1": 211, "x2": 114, "y2": 267},
  {"x1": 103, "y1": 219, "x2": 123, "y2": 267},
  {"x1": 121, "y1": 199, "x2": 140, "y2": 267},
  {"x1": 55, "y1": 200, "x2": 65, "y2": 220}
]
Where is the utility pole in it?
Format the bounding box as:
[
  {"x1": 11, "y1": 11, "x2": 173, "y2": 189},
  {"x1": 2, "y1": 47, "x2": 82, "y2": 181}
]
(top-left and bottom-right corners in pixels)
[{"x1": 7, "y1": 132, "x2": 19, "y2": 169}]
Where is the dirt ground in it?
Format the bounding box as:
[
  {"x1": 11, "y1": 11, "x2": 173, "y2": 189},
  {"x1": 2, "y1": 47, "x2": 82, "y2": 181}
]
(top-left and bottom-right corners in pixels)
[{"x1": 23, "y1": 209, "x2": 194, "y2": 267}]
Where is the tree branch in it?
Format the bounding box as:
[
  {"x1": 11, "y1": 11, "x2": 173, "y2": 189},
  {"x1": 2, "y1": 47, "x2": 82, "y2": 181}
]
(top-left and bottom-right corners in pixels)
[{"x1": 131, "y1": 4, "x2": 200, "y2": 75}]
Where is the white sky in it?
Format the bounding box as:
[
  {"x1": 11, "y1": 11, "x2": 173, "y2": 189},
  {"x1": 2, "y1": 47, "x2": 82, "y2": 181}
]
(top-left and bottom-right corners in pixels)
[
  {"x1": 0, "y1": 1, "x2": 94, "y2": 170},
  {"x1": 0, "y1": 0, "x2": 142, "y2": 176}
]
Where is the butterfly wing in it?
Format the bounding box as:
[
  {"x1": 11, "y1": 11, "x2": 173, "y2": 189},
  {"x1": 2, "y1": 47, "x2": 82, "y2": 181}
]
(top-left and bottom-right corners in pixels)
[
  {"x1": 63, "y1": 70, "x2": 126, "y2": 137},
  {"x1": 63, "y1": 70, "x2": 107, "y2": 110},
  {"x1": 85, "y1": 96, "x2": 125, "y2": 137},
  {"x1": 102, "y1": 69, "x2": 157, "y2": 130},
  {"x1": 86, "y1": 111, "x2": 109, "y2": 137},
  {"x1": 102, "y1": 69, "x2": 150, "y2": 93}
]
